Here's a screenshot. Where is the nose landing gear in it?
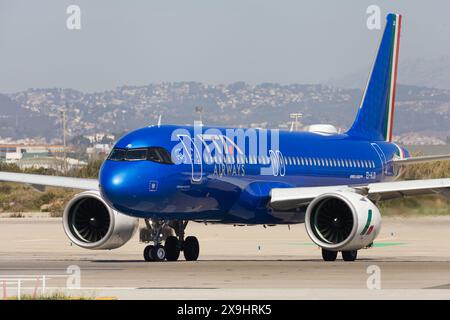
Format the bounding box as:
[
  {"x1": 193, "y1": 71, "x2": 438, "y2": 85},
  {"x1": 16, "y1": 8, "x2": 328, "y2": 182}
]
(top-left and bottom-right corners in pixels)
[
  {"x1": 143, "y1": 244, "x2": 166, "y2": 262},
  {"x1": 141, "y1": 219, "x2": 199, "y2": 262}
]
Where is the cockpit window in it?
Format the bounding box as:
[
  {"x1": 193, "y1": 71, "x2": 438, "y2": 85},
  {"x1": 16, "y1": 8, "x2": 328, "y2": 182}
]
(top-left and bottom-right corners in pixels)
[
  {"x1": 147, "y1": 147, "x2": 173, "y2": 164},
  {"x1": 108, "y1": 148, "x2": 126, "y2": 161},
  {"x1": 108, "y1": 147, "x2": 173, "y2": 164},
  {"x1": 126, "y1": 148, "x2": 148, "y2": 161}
]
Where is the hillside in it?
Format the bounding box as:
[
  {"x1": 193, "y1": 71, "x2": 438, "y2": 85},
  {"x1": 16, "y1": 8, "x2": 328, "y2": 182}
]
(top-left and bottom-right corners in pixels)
[{"x1": 0, "y1": 83, "x2": 449, "y2": 142}]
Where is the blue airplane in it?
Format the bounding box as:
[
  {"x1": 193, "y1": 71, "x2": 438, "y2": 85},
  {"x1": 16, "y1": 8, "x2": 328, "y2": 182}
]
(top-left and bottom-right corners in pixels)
[{"x1": 1, "y1": 13, "x2": 449, "y2": 262}]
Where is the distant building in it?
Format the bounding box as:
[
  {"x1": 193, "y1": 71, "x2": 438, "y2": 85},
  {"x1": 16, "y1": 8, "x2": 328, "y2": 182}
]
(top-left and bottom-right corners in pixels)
[
  {"x1": 17, "y1": 156, "x2": 87, "y2": 170},
  {"x1": 86, "y1": 143, "x2": 112, "y2": 159},
  {"x1": 85, "y1": 133, "x2": 115, "y2": 144},
  {"x1": 0, "y1": 145, "x2": 22, "y2": 163},
  {"x1": 0, "y1": 144, "x2": 71, "y2": 169}
]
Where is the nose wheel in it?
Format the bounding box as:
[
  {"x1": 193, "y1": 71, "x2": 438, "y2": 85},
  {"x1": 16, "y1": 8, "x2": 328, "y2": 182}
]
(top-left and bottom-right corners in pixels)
[
  {"x1": 141, "y1": 219, "x2": 199, "y2": 262},
  {"x1": 143, "y1": 244, "x2": 167, "y2": 262}
]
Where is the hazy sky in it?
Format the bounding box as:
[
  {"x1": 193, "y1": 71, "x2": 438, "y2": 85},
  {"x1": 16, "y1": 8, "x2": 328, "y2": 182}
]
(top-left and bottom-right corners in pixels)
[{"x1": 1, "y1": 0, "x2": 450, "y2": 92}]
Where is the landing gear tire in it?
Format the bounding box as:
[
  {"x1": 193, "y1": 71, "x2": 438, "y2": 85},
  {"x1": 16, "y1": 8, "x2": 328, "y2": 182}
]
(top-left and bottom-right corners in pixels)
[
  {"x1": 342, "y1": 250, "x2": 358, "y2": 261},
  {"x1": 165, "y1": 236, "x2": 181, "y2": 261},
  {"x1": 321, "y1": 248, "x2": 338, "y2": 261},
  {"x1": 143, "y1": 245, "x2": 155, "y2": 262},
  {"x1": 183, "y1": 236, "x2": 199, "y2": 261},
  {"x1": 151, "y1": 245, "x2": 166, "y2": 262}
]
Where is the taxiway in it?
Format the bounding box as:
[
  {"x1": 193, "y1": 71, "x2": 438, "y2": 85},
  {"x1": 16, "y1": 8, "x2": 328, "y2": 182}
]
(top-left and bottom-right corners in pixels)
[{"x1": 1, "y1": 216, "x2": 450, "y2": 299}]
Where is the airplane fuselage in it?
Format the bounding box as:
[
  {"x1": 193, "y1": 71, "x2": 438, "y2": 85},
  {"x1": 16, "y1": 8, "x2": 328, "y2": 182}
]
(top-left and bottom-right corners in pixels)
[{"x1": 99, "y1": 125, "x2": 409, "y2": 224}]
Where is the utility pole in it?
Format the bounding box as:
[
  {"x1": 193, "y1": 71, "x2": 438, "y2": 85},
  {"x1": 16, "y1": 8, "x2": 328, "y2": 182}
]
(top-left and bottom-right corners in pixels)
[
  {"x1": 289, "y1": 113, "x2": 303, "y2": 132},
  {"x1": 195, "y1": 106, "x2": 203, "y2": 124},
  {"x1": 60, "y1": 108, "x2": 67, "y2": 174}
]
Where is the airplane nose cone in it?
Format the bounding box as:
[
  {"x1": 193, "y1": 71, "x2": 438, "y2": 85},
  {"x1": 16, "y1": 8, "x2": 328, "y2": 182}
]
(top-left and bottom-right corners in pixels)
[
  {"x1": 99, "y1": 159, "x2": 166, "y2": 216},
  {"x1": 99, "y1": 161, "x2": 142, "y2": 211}
]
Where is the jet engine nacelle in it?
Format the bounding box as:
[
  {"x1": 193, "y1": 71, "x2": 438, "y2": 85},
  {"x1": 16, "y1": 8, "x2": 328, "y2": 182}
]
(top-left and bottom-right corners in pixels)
[
  {"x1": 305, "y1": 191, "x2": 381, "y2": 251},
  {"x1": 63, "y1": 191, "x2": 139, "y2": 250}
]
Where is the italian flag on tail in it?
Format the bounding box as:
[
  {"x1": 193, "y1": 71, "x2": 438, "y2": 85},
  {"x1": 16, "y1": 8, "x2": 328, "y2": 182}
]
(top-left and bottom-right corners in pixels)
[{"x1": 385, "y1": 14, "x2": 401, "y2": 142}]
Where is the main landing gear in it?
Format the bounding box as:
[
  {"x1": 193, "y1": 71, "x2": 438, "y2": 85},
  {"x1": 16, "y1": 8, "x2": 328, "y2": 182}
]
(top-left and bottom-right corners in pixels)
[
  {"x1": 321, "y1": 248, "x2": 358, "y2": 262},
  {"x1": 141, "y1": 219, "x2": 199, "y2": 262}
]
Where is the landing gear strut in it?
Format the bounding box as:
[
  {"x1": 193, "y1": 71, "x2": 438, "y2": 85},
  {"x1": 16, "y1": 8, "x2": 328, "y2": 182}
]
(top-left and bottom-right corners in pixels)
[{"x1": 141, "y1": 219, "x2": 199, "y2": 262}]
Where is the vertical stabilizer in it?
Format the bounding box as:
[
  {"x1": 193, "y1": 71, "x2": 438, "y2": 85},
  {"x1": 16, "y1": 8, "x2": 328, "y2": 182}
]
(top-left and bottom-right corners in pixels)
[{"x1": 347, "y1": 13, "x2": 402, "y2": 142}]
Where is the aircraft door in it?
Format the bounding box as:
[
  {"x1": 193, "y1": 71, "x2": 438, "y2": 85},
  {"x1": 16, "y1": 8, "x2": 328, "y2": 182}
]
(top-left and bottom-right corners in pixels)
[
  {"x1": 371, "y1": 143, "x2": 388, "y2": 176},
  {"x1": 177, "y1": 134, "x2": 203, "y2": 183}
]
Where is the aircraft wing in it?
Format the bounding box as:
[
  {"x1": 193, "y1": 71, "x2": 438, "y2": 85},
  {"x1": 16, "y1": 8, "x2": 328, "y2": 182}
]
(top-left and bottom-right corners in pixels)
[
  {"x1": 0, "y1": 171, "x2": 99, "y2": 191},
  {"x1": 270, "y1": 178, "x2": 450, "y2": 211},
  {"x1": 391, "y1": 154, "x2": 450, "y2": 165}
]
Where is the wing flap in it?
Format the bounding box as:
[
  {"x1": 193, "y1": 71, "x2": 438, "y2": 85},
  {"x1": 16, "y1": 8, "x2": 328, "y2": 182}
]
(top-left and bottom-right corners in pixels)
[{"x1": 0, "y1": 172, "x2": 99, "y2": 191}]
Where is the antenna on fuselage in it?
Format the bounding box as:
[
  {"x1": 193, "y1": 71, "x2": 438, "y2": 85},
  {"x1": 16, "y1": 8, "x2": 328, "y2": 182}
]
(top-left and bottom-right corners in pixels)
[{"x1": 157, "y1": 114, "x2": 162, "y2": 127}]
